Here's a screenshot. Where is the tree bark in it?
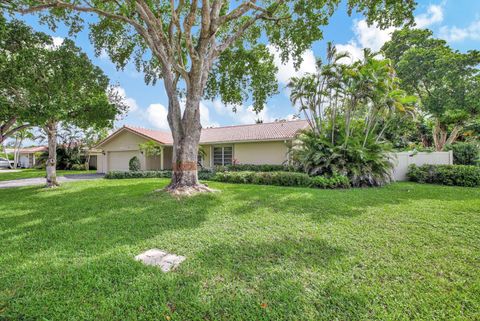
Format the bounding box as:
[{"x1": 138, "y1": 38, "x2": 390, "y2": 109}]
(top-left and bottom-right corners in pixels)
[
  {"x1": 45, "y1": 121, "x2": 59, "y2": 187},
  {"x1": 166, "y1": 85, "x2": 205, "y2": 192},
  {"x1": 433, "y1": 121, "x2": 461, "y2": 151}
]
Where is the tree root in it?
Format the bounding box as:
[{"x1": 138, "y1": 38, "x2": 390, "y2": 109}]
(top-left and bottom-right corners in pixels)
[{"x1": 162, "y1": 183, "x2": 218, "y2": 197}]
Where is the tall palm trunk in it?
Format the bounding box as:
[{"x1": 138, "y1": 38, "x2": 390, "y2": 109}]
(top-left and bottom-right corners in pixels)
[{"x1": 45, "y1": 121, "x2": 58, "y2": 187}]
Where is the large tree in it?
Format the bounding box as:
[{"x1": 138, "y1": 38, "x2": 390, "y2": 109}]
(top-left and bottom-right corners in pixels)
[
  {"x1": 23, "y1": 38, "x2": 126, "y2": 187},
  {"x1": 2, "y1": 0, "x2": 416, "y2": 193},
  {"x1": 0, "y1": 17, "x2": 50, "y2": 145},
  {"x1": 382, "y1": 28, "x2": 480, "y2": 151}
]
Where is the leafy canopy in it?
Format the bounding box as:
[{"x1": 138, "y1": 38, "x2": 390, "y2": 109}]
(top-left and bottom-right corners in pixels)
[
  {"x1": 2, "y1": 0, "x2": 417, "y2": 111},
  {"x1": 382, "y1": 28, "x2": 480, "y2": 128}
]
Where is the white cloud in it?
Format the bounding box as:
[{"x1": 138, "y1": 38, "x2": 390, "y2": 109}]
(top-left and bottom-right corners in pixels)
[
  {"x1": 439, "y1": 19, "x2": 480, "y2": 42},
  {"x1": 354, "y1": 19, "x2": 396, "y2": 51},
  {"x1": 52, "y1": 37, "x2": 64, "y2": 47},
  {"x1": 146, "y1": 103, "x2": 169, "y2": 130},
  {"x1": 268, "y1": 45, "x2": 317, "y2": 84},
  {"x1": 199, "y1": 102, "x2": 220, "y2": 128},
  {"x1": 415, "y1": 4, "x2": 444, "y2": 29},
  {"x1": 335, "y1": 42, "x2": 365, "y2": 64},
  {"x1": 112, "y1": 87, "x2": 138, "y2": 113},
  {"x1": 207, "y1": 100, "x2": 275, "y2": 125},
  {"x1": 45, "y1": 36, "x2": 64, "y2": 50},
  {"x1": 335, "y1": 4, "x2": 445, "y2": 63},
  {"x1": 146, "y1": 100, "x2": 219, "y2": 130}
]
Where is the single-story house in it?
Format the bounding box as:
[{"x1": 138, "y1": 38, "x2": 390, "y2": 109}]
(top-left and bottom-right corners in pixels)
[
  {"x1": 5, "y1": 146, "x2": 48, "y2": 168},
  {"x1": 94, "y1": 120, "x2": 309, "y2": 173}
]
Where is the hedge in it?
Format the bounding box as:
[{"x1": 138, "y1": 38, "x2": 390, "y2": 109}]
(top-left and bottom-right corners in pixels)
[
  {"x1": 105, "y1": 169, "x2": 215, "y2": 180},
  {"x1": 212, "y1": 171, "x2": 350, "y2": 189},
  {"x1": 216, "y1": 164, "x2": 296, "y2": 172},
  {"x1": 105, "y1": 170, "x2": 172, "y2": 179},
  {"x1": 407, "y1": 164, "x2": 480, "y2": 187},
  {"x1": 104, "y1": 168, "x2": 351, "y2": 189}
]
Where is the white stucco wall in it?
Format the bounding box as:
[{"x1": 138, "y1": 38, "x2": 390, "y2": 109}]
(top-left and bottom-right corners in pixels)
[{"x1": 392, "y1": 151, "x2": 453, "y2": 181}]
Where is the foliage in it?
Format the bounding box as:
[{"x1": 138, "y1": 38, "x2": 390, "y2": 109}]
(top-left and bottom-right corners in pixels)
[
  {"x1": 0, "y1": 17, "x2": 50, "y2": 143},
  {"x1": 105, "y1": 170, "x2": 172, "y2": 179},
  {"x1": 309, "y1": 174, "x2": 350, "y2": 189},
  {"x1": 291, "y1": 123, "x2": 394, "y2": 187},
  {"x1": 139, "y1": 141, "x2": 163, "y2": 157},
  {"x1": 446, "y1": 143, "x2": 479, "y2": 166},
  {"x1": 70, "y1": 164, "x2": 87, "y2": 171},
  {"x1": 213, "y1": 171, "x2": 312, "y2": 187},
  {"x1": 217, "y1": 164, "x2": 295, "y2": 172},
  {"x1": 407, "y1": 164, "x2": 480, "y2": 187},
  {"x1": 197, "y1": 169, "x2": 216, "y2": 181},
  {"x1": 287, "y1": 46, "x2": 413, "y2": 187},
  {"x1": 382, "y1": 28, "x2": 480, "y2": 150}
]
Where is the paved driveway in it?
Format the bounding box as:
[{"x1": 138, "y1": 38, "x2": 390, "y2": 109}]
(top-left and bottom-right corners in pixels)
[{"x1": 0, "y1": 174, "x2": 104, "y2": 188}]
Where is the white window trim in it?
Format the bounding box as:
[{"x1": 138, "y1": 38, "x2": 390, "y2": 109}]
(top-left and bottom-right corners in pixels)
[{"x1": 213, "y1": 145, "x2": 234, "y2": 166}]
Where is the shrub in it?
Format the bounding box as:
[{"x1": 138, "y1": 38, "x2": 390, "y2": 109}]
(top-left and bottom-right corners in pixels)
[
  {"x1": 291, "y1": 130, "x2": 394, "y2": 187},
  {"x1": 218, "y1": 164, "x2": 295, "y2": 172},
  {"x1": 407, "y1": 164, "x2": 480, "y2": 187},
  {"x1": 213, "y1": 171, "x2": 311, "y2": 187},
  {"x1": 447, "y1": 143, "x2": 479, "y2": 165},
  {"x1": 105, "y1": 170, "x2": 172, "y2": 179},
  {"x1": 309, "y1": 174, "x2": 350, "y2": 189},
  {"x1": 198, "y1": 169, "x2": 216, "y2": 180},
  {"x1": 70, "y1": 164, "x2": 86, "y2": 171},
  {"x1": 129, "y1": 156, "x2": 141, "y2": 171}
]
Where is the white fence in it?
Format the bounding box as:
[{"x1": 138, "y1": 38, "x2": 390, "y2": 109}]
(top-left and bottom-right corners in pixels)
[{"x1": 392, "y1": 151, "x2": 453, "y2": 181}]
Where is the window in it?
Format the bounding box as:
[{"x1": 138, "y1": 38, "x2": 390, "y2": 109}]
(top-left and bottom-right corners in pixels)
[{"x1": 213, "y1": 146, "x2": 233, "y2": 166}]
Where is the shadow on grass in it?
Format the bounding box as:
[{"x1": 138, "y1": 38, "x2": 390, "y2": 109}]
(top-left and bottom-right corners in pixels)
[
  {"x1": 215, "y1": 182, "x2": 480, "y2": 224},
  {"x1": 0, "y1": 180, "x2": 218, "y2": 264},
  {"x1": 1, "y1": 234, "x2": 370, "y2": 320}
]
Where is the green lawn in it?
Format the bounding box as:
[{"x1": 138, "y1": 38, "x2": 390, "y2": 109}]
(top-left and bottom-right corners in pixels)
[
  {"x1": 0, "y1": 180, "x2": 479, "y2": 320},
  {"x1": 0, "y1": 169, "x2": 95, "y2": 181}
]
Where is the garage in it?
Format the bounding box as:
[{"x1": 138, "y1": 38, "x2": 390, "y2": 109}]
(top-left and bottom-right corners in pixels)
[{"x1": 107, "y1": 151, "x2": 140, "y2": 171}]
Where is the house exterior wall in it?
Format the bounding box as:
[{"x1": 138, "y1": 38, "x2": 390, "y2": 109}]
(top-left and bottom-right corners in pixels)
[
  {"x1": 200, "y1": 140, "x2": 290, "y2": 168},
  {"x1": 163, "y1": 147, "x2": 173, "y2": 170},
  {"x1": 97, "y1": 130, "x2": 151, "y2": 173},
  {"x1": 234, "y1": 141, "x2": 289, "y2": 165}
]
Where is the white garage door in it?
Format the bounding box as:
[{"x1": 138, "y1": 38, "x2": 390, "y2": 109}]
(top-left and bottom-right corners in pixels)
[{"x1": 107, "y1": 151, "x2": 140, "y2": 171}]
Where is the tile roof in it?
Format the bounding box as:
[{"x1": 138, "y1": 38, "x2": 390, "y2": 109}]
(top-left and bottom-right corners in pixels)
[
  {"x1": 16, "y1": 146, "x2": 48, "y2": 153},
  {"x1": 121, "y1": 120, "x2": 309, "y2": 145}
]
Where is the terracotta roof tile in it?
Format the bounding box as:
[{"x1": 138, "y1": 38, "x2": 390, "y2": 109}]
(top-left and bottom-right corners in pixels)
[{"x1": 123, "y1": 120, "x2": 308, "y2": 145}]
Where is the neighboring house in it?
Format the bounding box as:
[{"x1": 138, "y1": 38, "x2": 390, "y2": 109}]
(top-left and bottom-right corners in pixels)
[
  {"x1": 94, "y1": 120, "x2": 309, "y2": 173},
  {"x1": 5, "y1": 146, "x2": 48, "y2": 168}
]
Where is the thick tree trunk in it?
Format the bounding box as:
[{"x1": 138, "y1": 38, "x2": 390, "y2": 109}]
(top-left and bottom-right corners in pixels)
[
  {"x1": 164, "y1": 75, "x2": 213, "y2": 195},
  {"x1": 166, "y1": 95, "x2": 206, "y2": 193},
  {"x1": 45, "y1": 121, "x2": 59, "y2": 187}
]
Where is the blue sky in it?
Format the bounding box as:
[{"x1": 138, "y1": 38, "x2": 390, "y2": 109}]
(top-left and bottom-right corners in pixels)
[{"x1": 17, "y1": 0, "x2": 480, "y2": 132}]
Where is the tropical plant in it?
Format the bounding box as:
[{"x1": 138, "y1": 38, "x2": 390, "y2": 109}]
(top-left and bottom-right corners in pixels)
[
  {"x1": 139, "y1": 141, "x2": 163, "y2": 157},
  {"x1": 288, "y1": 46, "x2": 415, "y2": 186}
]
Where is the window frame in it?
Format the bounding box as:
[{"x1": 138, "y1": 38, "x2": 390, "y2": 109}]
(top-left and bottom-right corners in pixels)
[{"x1": 213, "y1": 145, "x2": 233, "y2": 166}]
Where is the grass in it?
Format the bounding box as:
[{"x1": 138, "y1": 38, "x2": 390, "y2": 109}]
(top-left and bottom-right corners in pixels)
[
  {"x1": 0, "y1": 179, "x2": 479, "y2": 320},
  {"x1": 0, "y1": 169, "x2": 95, "y2": 181}
]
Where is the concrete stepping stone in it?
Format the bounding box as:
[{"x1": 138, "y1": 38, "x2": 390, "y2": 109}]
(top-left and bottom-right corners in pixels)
[{"x1": 135, "y1": 249, "x2": 186, "y2": 272}]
